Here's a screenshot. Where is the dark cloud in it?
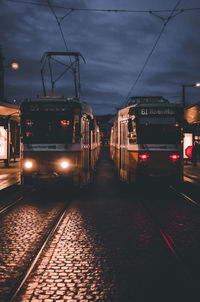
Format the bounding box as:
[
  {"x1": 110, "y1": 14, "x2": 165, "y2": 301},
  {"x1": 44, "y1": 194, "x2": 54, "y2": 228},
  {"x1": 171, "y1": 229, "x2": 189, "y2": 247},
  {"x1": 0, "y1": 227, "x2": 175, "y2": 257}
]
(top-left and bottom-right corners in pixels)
[{"x1": 1, "y1": 0, "x2": 200, "y2": 114}]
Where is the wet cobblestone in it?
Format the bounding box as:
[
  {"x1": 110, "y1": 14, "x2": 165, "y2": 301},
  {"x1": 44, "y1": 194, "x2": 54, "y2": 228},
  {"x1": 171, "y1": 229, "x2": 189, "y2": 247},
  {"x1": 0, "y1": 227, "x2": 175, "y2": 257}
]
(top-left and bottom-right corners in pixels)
[
  {"x1": 1, "y1": 150, "x2": 199, "y2": 301},
  {"x1": 17, "y1": 158, "x2": 195, "y2": 302},
  {"x1": 0, "y1": 196, "x2": 65, "y2": 301},
  {"x1": 19, "y1": 208, "x2": 118, "y2": 301}
]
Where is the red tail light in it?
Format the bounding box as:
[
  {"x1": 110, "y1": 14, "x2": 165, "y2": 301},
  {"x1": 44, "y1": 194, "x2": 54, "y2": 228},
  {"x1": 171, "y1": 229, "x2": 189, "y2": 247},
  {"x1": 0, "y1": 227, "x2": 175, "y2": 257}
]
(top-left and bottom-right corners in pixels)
[
  {"x1": 170, "y1": 154, "x2": 180, "y2": 161},
  {"x1": 26, "y1": 131, "x2": 32, "y2": 137},
  {"x1": 25, "y1": 120, "x2": 34, "y2": 127},
  {"x1": 139, "y1": 154, "x2": 149, "y2": 160}
]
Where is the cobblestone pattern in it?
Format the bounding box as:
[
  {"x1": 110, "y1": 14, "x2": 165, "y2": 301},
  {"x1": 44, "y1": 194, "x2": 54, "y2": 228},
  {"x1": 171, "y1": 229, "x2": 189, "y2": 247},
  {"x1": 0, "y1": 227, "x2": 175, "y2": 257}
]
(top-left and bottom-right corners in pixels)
[
  {"x1": 17, "y1": 160, "x2": 189, "y2": 301},
  {"x1": 0, "y1": 185, "x2": 22, "y2": 209},
  {"x1": 18, "y1": 208, "x2": 120, "y2": 301},
  {"x1": 0, "y1": 196, "x2": 65, "y2": 301}
]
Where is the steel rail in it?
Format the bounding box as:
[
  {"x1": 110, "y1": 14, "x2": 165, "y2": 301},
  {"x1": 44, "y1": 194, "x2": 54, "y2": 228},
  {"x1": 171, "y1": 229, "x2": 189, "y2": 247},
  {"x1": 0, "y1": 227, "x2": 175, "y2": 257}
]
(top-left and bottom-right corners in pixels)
[
  {"x1": 0, "y1": 186, "x2": 35, "y2": 216},
  {"x1": 0, "y1": 197, "x2": 23, "y2": 215},
  {"x1": 8, "y1": 202, "x2": 71, "y2": 302},
  {"x1": 138, "y1": 193, "x2": 196, "y2": 288},
  {"x1": 169, "y1": 185, "x2": 200, "y2": 208},
  {"x1": 139, "y1": 197, "x2": 179, "y2": 260}
]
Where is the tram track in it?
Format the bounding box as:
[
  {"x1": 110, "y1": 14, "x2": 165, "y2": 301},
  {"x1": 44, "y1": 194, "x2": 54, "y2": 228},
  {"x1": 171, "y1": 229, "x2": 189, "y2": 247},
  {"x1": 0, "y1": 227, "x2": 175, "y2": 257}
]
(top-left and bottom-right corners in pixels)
[
  {"x1": 138, "y1": 187, "x2": 199, "y2": 292},
  {"x1": 0, "y1": 185, "x2": 72, "y2": 302},
  {"x1": 170, "y1": 185, "x2": 200, "y2": 209},
  {"x1": 0, "y1": 197, "x2": 23, "y2": 215},
  {"x1": 0, "y1": 186, "x2": 35, "y2": 216},
  {"x1": 6, "y1": 201, "x2": 71, "y2": 302}
]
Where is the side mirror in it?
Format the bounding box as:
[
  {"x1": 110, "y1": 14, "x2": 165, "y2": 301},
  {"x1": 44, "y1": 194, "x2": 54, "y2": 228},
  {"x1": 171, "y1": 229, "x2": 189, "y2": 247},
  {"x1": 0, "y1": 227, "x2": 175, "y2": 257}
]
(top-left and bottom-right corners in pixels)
[{"x1": 128, "y1": 119, "x2": 133, "y2": 132}]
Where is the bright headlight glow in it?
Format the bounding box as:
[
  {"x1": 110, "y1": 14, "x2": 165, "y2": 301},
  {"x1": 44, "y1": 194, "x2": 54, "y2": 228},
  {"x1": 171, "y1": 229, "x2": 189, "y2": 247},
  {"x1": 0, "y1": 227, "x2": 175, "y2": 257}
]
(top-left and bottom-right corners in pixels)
[
  {"x1": 61, "y1": 161, "x2": 69, "y2": 169},
  {"x1": 25, "y1": 161, "x2": 33, "y2": 169}
]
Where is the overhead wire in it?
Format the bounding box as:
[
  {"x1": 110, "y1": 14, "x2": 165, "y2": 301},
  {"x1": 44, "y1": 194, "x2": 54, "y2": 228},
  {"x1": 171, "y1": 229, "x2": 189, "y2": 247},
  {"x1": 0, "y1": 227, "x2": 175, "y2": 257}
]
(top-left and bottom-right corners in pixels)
[
  {"x1": 6, "y1": 0, "x2": 200, "y2": 13},
  {"x1": 7, "y1": 0, "x2": 198, "y2": 106},
  {"x1": 46, "y1": 0, "x2": 72, "y2": 54},
  {"x1": 121, "y1": 0, "x2": 183, "y2": 108},
  {"x1": 45, "y1": 0, "x2": 75, "y2": 96}
]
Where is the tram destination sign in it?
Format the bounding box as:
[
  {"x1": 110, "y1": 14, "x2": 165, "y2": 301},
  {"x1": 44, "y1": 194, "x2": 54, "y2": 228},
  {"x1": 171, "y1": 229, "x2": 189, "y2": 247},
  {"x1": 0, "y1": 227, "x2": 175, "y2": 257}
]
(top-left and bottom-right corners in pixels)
[
  {"x1": 25, "y1": 103, "x2": 73, "y2": 112},
  {"x1": 139, "y1": 107, "x2": 176, "y2": 116}
]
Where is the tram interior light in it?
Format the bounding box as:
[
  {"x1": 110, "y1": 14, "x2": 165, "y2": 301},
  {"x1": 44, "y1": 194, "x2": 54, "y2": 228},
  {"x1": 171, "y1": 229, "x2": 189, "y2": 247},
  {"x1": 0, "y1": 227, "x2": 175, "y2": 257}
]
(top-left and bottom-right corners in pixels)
[
  {"x1": 61, "y1": 120, "x2": 70, "y2": 128},
  {"x1": 139, "y1": 154, "x2": 149, "y2": 160},
  {"x1": 170, "y1": 154, "x2": 180, "y2": 161}
]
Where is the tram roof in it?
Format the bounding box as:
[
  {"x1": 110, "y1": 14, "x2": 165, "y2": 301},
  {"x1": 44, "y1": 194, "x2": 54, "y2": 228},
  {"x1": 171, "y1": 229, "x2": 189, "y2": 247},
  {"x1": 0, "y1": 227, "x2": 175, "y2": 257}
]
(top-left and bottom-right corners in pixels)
[
  {"x1": 22, "y1": 96, "x2": 80, "y2": 103},
  {"x1": 21, "y1": 96, "x2": 94, "y2": 117},
  {"x1": 118, "y1": 102, "x2": 182, "y2": 117},
  {"x1": 0, "y1": 101, "x2": 20, "y2": 122}
]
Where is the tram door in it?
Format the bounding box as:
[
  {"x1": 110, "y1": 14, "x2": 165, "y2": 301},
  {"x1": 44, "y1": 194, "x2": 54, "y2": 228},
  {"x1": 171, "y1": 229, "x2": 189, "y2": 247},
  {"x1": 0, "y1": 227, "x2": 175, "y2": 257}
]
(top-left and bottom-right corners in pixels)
[{"x1": 120, "y1": 121, "x2": 128, "y2": 181}]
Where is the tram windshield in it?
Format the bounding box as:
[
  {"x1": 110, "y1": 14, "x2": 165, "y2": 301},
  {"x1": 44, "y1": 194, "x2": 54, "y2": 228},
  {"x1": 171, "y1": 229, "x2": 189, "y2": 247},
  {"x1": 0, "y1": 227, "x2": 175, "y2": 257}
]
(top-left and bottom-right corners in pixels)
[
  {"x1": 22, "y1": 114, "x2": 75, "y2": 143},
  {"x1": 137, "y1": 124, "x2": 181, "y2": 144}
]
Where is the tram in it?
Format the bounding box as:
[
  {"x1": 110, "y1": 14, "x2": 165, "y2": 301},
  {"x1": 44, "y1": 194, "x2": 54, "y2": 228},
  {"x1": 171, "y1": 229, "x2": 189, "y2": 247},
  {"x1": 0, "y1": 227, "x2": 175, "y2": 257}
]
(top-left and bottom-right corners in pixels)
[
  {"x1": 110, "y1": 97, "x2": 183, "y2": 184},
  {"x1": 20, "y1": 96, "x2": 100, "y2": 186}
]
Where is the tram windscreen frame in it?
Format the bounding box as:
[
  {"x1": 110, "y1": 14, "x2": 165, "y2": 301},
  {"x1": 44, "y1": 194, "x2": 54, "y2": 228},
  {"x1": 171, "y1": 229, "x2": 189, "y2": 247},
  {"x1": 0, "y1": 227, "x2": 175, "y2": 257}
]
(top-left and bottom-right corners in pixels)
[
  {"x1": 135, "y1": 106, "x2": 183, "y2": 144},
  {"x1": 21, "y1": 112, "x2": 76, "y2": 144},
  {"x1": 136, "y1": 123, "x2": 181, "y2": 144}
]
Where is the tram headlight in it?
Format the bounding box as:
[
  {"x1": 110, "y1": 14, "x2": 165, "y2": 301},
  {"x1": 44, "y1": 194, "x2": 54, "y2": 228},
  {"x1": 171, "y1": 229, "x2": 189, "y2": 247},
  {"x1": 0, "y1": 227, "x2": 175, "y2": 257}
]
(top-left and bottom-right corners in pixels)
[
  {"x1": 24, "y1": 161, "x2": 33, "y2": 169},
  {"x1": 60, "y1": 160, "x2": 69, "y2": 169}
]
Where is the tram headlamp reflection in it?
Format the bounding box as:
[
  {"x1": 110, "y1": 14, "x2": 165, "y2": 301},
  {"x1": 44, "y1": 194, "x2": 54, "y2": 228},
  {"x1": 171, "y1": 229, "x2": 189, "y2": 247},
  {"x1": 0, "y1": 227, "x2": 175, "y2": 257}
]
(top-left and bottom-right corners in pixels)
[
  {"x1": 60, "y1": 161, "x2": 69, "y2": 169},
  {"x1": 24, "y1": 161, "x2": 33, "y2": 169}
]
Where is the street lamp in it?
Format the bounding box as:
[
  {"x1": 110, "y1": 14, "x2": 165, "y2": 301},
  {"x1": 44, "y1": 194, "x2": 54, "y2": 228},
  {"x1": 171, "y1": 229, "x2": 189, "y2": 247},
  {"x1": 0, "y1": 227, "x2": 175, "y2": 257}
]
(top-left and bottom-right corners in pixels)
[
  {"x1": 182, "y1": 83, "x2": 200, "y2": 108},
  {"x1": 0, "y1": 48, "x2": 19, "y2": 101},
  {"x1": 11, "y1": 62, "x2": 19, "y2": 70}
]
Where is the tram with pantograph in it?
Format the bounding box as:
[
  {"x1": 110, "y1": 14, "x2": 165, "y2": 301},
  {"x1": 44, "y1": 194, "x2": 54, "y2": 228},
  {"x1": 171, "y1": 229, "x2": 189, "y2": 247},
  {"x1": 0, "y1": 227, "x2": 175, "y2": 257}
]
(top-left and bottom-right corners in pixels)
[
  {"x1": 20, "y1": 51, "x2": 100, "y2": 186},
  {"x1": 20, "y1": 97, "x2": 100, "y2": 186},
  {"x1": 110, "y1": 97, "x2": 183, "y2": 184}
]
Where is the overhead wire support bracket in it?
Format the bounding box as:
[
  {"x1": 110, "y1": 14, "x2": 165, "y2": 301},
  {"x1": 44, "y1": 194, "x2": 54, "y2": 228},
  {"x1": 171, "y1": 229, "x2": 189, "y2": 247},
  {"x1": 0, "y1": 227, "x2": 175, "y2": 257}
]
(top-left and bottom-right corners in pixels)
[
  {"x1": 149, "y1": 9, "x2": 184, "y2": 24},
  {"x1": 40, "y1": 51, "x2": 85, "y2": 99}
]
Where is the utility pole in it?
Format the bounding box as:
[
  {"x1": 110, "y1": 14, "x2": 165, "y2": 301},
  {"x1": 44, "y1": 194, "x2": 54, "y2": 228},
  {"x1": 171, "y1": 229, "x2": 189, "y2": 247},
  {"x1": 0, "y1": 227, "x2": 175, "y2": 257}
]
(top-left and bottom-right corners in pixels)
[{"x1": 0, "y1": 47, "x2": 5, "y2": 101}]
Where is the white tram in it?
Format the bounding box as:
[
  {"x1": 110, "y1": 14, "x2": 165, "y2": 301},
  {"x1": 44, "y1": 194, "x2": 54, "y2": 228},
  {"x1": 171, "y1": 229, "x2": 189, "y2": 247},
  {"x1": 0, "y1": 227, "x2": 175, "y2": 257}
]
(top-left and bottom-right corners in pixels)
[
  {"x1": 110, "y1": 97, "x2": 183, "y2": 184},
  {"x1": 20, "y1": 96, "x2": 100, "y2": 186}
]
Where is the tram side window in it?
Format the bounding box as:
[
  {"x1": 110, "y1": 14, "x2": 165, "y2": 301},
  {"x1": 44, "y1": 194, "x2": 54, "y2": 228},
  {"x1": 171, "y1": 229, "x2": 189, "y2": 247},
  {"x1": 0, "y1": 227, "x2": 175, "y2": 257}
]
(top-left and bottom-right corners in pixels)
[
  {"x1": 93, "y1": 131, "x2": 96, "y2": 144},
  {"x1": 82, "y1": 118, "x2": 89, "y2": 145},
  {"x1": 120, "y1": 122, "x2": 128, "y2": 146},
  {"x1": 73, "y1": 114, "x2": 81, "y2": 143},
  {"x1": 128, "y1": 120, "x2": 137, "y2": 144},
  {"x1": 114, "y1": 123, "x2": 118, "y2": 145}
]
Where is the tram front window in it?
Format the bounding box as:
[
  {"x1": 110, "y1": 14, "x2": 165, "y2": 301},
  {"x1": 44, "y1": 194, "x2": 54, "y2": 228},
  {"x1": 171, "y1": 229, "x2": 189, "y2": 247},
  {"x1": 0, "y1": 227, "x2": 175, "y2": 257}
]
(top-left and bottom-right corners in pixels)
[
  {"x1": 23, "y1": 116, "x2": 75, "y2": 143},
  {"x1": 137, "y1": 124, "x2": 181, "y2": 144}
]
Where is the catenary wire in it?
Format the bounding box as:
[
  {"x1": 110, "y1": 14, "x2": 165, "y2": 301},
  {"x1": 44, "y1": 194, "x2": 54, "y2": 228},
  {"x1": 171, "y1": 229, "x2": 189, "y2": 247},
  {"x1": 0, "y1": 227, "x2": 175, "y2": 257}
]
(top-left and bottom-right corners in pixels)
[
  {"x1": 46, "y1": 0, "x2": 71, "y2": 54},
  {"x1": 7, "y1": 0, "x2": 200, "y2": 13},
  {"x1": 121, "y1": 0, "x2": 182, "y2": 108}
]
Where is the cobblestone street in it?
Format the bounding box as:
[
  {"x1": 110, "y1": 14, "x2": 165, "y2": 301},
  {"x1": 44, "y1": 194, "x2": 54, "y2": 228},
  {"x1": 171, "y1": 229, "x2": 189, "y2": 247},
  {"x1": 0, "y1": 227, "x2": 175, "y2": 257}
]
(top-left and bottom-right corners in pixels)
[
  {"x1": 15, "y1": 151, "x2": 200, "y2": 302},
  {"x1": 0, "y1": 192, "x2": 66, "y2": 301}
]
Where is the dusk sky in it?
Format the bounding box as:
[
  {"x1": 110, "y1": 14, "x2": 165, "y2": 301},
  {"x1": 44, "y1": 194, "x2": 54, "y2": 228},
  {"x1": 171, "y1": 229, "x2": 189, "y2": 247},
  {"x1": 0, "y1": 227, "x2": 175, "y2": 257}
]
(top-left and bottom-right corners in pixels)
[{"x1": 1, "y1": 0, "x2": 200, "y2": 114}]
